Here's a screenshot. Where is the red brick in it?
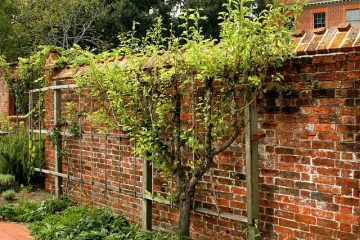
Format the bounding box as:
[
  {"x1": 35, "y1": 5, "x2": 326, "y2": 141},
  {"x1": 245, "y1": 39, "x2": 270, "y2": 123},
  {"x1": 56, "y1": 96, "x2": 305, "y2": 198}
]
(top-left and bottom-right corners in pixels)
[
  {"x1": 275, "y1": 147, "x2": 295, "y2": 155},
  {"x1": 318, "y1": 132, "x2": 340, "y2": 141},
  {"x1": 316, "y1": 167, "x2": 340, "y2": 176},
  {"x1": 274, "y1": 225, "x2": 294, "y2": 237},
  {"x1": 275, "y1": 210, "x2": 294, "y2": 220},
  {"x1": 275, "y1": 178, "x2": 295, "y2": 188},
  {"x1": 279, "y1": 219, "x2": 299, "y2": 229},
  {"x1": 313, "y1": 158, "x2": 335, "y2": 167},
  {"x1": 340, "y1": 205, "x2": 353, "y2": 214},
  {"x1": 294, "y1": 214, "x2": 316, "y2": 225},
  {"x1": 335, "y1": 196, "x2": 359, "y2": 206},
  {"x1": 317, "y1": 218, "x2": 339, "y2": 230},
  {"x1": 317, "y1": 184, "x2": 341, "y2": 194},
  {"x1": 314, "y1": 124, "x2": 335, "y2": 131},
  {"x1": 335, "y1": 213, "x2": 359, "y2": 225},
  {"x1": 336, "y1": 178, "x2": 359, "y2": 188},
  {"x1": 311, "y1": 209, "x2": 334, "y2": 219},
  {"x1": 312, "y1": 141, "x2": 335, "y2": 150},
  {"x1": 279, "y1": 203, "x2": 300, "y2": 213},
  {"x1": 310, "y1": 226, "x2": 335, "y2": 238}
]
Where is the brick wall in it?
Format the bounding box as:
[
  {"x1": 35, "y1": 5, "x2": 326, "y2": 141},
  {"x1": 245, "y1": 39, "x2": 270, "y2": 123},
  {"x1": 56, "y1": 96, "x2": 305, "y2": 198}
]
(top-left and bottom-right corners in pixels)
[
  {"x1": 42, "y1": 25, "x2": 360, "y2": 240},
  {"x1": 0, "y1": 72, "x2": 11, "y2": 117},
  {"x1": 0, "y1": 64, "x2": 17, "y2": 118}
]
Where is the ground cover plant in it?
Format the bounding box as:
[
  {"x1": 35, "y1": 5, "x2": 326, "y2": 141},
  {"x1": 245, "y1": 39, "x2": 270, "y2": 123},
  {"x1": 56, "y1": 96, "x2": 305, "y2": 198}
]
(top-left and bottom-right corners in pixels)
[
  {"x1": 0, "y1": 197, "x2": 170, "y2": 240},
  {"x1": 0, "y1": 198, "x2": 70, "y2": 222},
  {"x1": 29, "y1": 206, "x2": 169, "y2": 240}
]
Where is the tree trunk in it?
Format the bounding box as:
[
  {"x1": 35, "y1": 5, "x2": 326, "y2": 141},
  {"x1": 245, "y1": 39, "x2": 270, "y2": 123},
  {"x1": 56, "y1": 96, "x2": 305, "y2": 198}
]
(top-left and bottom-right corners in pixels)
[{"x1": 178, "y1": 194, "x2": 193, "y2": 239}]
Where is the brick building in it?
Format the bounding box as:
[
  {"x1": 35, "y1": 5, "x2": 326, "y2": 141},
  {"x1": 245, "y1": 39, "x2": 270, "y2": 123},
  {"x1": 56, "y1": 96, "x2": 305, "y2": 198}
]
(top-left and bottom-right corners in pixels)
[{"x1": 283, "y1": 0, "x2": 360, "y2": 31}]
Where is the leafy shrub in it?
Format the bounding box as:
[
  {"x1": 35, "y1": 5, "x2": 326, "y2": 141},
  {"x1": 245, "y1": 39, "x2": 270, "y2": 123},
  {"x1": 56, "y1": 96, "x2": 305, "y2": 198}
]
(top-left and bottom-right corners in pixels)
[
  {"x1": 2, "y1": 190, "x2": 15, "y2": 201},
  {"x1": 0, "y1": 131, "x2": 44, "y2": 183},
  {"x1": 22, "y1": 198, "x2": 71, "y2": 223},
  {"x1": 0, "y1": 115, "x2": 12, "y2": 131},
  {"x1": 0, "y1": 198, "x2": 70, "y2": 222},
  {"x1": 29, "y1": 206, "x2": 169, "y2": 240},
  {"x1": 0, "y1": 200, "x2": 38, "y2": 221},
  {"x1": 20, "y1": 184, "x2": 33, "y2": 193},
  {"x1": 0, "y1": 174, "x2": 16, "y2": 191},
  {"x1": 0, "y1": 198, "x2": 168, "y2": 239}
]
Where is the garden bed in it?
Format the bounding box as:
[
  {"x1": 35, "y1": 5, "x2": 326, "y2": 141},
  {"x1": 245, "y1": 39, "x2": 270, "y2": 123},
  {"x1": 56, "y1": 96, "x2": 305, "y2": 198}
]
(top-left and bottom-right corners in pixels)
[
  {"x1": 0, "y1": 188, "x2": 172, "y2": 240},
  {"x1": 0, "y1": 188, "x2": 51, "y2": 205}
]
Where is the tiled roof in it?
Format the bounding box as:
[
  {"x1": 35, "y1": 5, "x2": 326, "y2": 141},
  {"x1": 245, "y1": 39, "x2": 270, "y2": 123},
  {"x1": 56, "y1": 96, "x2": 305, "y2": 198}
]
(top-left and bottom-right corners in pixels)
[{"x1": 294, "y1": 23, "x2": 360, "y2": 55}]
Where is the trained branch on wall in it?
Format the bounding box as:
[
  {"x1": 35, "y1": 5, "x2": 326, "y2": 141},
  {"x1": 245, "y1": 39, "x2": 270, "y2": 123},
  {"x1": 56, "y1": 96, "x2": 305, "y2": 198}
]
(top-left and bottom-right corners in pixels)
[{"x1": 65, "y1": 1, "x2": 303, "y2": 239}]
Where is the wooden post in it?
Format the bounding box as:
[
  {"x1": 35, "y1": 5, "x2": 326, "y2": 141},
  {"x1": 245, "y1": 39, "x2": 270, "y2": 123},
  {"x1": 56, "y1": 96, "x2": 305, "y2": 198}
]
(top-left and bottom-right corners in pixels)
[
  {"x1": 142, "y1": 159, "x2": 153, "y2": 230},
  {"x1": 28, "y1": 92, "x2": 34, "y2": 171},
  {"x1": 54, "y1": 80, "x2": 62, "y2": 198},
  {"x1": 245, "y1": 96, "x2": 260, "y2": 240}
]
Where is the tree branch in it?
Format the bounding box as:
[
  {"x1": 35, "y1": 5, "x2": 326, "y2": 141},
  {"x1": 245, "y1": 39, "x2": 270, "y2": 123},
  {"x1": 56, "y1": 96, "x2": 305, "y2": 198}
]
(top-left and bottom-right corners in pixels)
[{"x1": 188, "y1": 77, "x2": 214, "y2": 191}]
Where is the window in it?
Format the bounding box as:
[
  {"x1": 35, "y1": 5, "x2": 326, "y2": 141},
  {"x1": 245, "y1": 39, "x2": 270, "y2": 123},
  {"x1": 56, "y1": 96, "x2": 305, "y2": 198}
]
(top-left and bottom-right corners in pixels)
[
  {"x1": 346, "y1": 9, "x2": 360, "y2": 24},
  {"x1": 314, "y1": 13, "x2": 325, "y2": 28}
]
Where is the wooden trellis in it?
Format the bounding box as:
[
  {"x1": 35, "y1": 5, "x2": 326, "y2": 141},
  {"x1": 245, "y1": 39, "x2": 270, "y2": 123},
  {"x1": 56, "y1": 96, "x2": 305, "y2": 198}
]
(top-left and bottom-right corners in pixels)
[{"x1": 28, "y1": 83, "x2": 259, "y2": 240}]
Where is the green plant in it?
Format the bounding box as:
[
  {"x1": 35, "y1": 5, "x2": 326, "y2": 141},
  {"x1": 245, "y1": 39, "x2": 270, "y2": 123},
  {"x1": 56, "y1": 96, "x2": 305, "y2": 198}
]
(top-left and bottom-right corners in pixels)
[
  {"x1": 2, "y1": 189, "x2": 15, "y2": 201},
  {"x1": 20, "y1": 184, "x2": 33, "y2": 193},
  {"x1": 0, "y1": 200, "x2": 39, "y2": 221},
  {"x1": 0, "y1": 199, "x2": 169, "y2": 239},
  {"x1": 0, "y1": 174, "x2": 16, "y2": 191},
  {"x1": 0, "y1": 198, "x2": 70, "y2": 222},
  {"x1": 0, "y1": 130, "x2": 44, "y2": 183},
  {"x1": 0, "y1": 114, "x2": 12, "y2": 131},
  {"x1": 29, "y1": 205, "x2": 170, "y2": 240}
]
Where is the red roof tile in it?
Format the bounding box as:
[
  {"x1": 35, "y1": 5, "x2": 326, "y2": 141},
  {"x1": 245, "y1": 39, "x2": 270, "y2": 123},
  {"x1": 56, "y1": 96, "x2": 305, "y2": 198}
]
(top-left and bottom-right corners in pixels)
[{"x1": 295, "y1": 23, "x2": 360, "y2": 55}]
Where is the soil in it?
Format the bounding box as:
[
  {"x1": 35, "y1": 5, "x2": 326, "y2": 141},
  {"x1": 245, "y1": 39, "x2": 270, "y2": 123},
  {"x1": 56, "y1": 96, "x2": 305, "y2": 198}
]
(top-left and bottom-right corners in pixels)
[{"x1": 0, "y1": 187, "x2": 52, "y2": 205}]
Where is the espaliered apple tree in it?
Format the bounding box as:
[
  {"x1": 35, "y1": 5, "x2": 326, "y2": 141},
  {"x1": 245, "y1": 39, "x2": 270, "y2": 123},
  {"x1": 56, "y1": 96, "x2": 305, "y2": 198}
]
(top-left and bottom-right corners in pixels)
[{"x1": 74, "y1": 0, "x2": 301, "y2": 238}]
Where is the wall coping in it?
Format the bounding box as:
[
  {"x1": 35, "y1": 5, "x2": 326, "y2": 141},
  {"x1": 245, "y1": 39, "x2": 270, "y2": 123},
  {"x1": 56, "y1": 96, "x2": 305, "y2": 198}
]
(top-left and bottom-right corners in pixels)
[{"x1": 294, "y1": 23, "x2": 360, "y2": 56}]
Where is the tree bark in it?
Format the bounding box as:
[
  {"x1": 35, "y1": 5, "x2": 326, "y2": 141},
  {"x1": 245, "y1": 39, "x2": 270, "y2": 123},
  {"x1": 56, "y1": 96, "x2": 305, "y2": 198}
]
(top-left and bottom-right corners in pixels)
[{"x1": 178, "y1": 188, "x2": 195, "y2": 240}]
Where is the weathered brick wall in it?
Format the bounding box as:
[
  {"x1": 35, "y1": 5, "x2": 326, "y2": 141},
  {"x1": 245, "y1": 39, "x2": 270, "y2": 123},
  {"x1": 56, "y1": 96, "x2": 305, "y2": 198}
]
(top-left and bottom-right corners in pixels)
[
  {"x1": 0, "y1": 64, "x2": 17, "y2": 118},
  {"x1": 42, "y1": 26, "x2": 360, "y2": 240},
  {"x1": 0, "y1": 72, "x2": 11, "y2": 117},
  {"x1": 257, "y1": 52, "x2": 360, "y2": 240}
]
